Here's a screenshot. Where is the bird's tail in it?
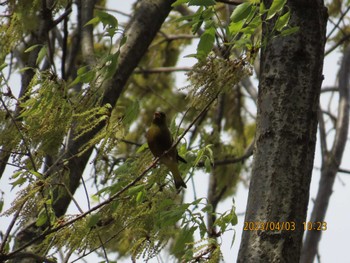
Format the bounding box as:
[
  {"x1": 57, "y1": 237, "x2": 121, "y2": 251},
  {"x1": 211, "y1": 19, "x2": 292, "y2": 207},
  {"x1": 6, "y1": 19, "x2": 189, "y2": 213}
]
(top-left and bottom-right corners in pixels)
[
  {"x1": 173, "y1": 171, "x2": 187, "y2": 189},
  {"x1": 165, "y1": 160, "x2": 187, "y2": 189}
]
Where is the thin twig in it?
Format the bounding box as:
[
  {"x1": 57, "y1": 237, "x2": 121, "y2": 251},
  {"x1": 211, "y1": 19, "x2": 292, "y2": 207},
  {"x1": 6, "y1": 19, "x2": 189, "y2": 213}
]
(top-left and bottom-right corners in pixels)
[{"x1": 0, "y1": 202, "x2": 26, "y2": 252}]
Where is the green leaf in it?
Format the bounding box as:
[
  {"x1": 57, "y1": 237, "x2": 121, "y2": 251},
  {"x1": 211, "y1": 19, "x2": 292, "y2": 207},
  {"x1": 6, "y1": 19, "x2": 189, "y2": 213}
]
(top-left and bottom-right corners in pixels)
[
  {"x1": 77, "y1": 65, "x2": 89, "y2": 75},
  {"x1": 96, "y1": 10, "x2": 118, "y2": 29},
  {"x1": 36, "y1": 45, "x2": 47, "y2": 65},
  {"x1": 11, "y1": 171, "x2": 23, "y2": 179},
  {"x1": 171, "y1": 227, "x2": 196, "y2": 256},
  {"x1": 280, "y1": 26, "x2": 299, "y2": 36},
  {"x1": 171, "y1": 0, "x2": 189, "y2": 7},
  {"x1": 266, "y1": 0, "x2": 287, "y2": 20},
  {"x1": 30, "y1": 170, "x2": 43, "y2": 179},
  {"x1": 87, "y1": 214, "x2": 100, "y2": 228},
  {"x1": 193, "y1": 148, "x2": 205, "y2": 166},
  {"x1": 136, "y1": 190, "x2": 144, "y2": 203},
  {"x1": 0, "y1": 63, "x2": 8, "y2": 71},
  {"x1": 230, "y1": 2, "x2": 252, "y2": 23},
  {"x1": 160, "y1": 209, "x2": 185, "y2": 227},
  {"x1": 24, "y1": 44, "x2": 41, "y2": 53},
  {"x1": 127, "y1": 184, "x2": 145, "y2": 196},
  {"x1": 189, "y1": 0, "x2": 216, "y2": 6},
  {"x1": 10, "y1": 177, "x2": 26, "y2": 190},
  {"x1": 18, "y1": 67, "x2": 33, "y2": 73},
  {"x1": 36, "y1": 209, "x2": 48, "y2": 227},
  {"x1": 120, "y1": 35, "x2": 127, "y2": 47},
  {"x1": 136, "y1": 143, "x2": 148, "y2": 154},
  {"x1": 191, "y1": 7, "x2": 205, "y2": 34},
  {"x1": 80, "y1": 70, "x2": 95, "y2": 83},
  {"x1": 275, "y1": 10, "x2": 290, "y2": 31},
  {"x1": 103, "y1": 51, "x2": 119, "y2": 79},
  {"x1": 123, "y1": 100, "x2": 139, "y2": 124},
  {"x1": 228, "y1": 20, "x2": 244, "y2": 35},
  {"x1": 85, "y1": 16, "x2": 100, "y2": 26},
  {"x1": 0, "y1": 200, "x2": 4, "y2": 213},
  {"x1": 259, "y1": 0, "x2": 266, "y2": 14},
  {"x1": 196, "y1": 26, "x2": 215, "y2": 60}
]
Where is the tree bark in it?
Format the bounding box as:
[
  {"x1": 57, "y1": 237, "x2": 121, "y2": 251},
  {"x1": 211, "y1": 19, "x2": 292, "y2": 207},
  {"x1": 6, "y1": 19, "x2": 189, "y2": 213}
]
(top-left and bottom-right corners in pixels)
[{"x1": 237, "y1": 0, "x2": 327, "y2": 262}]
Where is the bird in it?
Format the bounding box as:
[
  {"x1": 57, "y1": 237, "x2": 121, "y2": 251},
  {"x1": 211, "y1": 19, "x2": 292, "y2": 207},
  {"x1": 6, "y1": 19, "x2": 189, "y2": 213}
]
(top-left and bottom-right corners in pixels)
[{"x1": 146, "y1": 111, "x2": 187, "y2": 189}]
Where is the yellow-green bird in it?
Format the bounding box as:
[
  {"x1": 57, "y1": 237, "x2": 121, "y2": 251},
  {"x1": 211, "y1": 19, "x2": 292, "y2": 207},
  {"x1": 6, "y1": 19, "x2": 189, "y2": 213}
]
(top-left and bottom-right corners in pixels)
[{"x1": 146, "y1": 111, "x2": 187, "y2": 189}]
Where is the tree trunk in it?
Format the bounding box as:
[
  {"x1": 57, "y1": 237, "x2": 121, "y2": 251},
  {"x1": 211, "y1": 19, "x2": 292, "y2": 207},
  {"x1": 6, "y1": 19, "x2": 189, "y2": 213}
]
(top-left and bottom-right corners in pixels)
[{"x1": 237, "y1": 0, "x2": 327, "y2": 262}]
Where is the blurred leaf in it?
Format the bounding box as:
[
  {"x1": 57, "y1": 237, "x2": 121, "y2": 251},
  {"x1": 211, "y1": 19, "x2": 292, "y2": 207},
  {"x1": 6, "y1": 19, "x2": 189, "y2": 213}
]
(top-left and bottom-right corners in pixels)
[
  {"x1": 172, "y1": 0, "x2": 189, "y2": 7},
  {"x1": 30, "y1": 170, "x2": 43, "y2": 179},
  {"x1": 127, "y1": 184, "x2": 145, "y2": 196},
  {"x1": 267, "y1": 0, "x2": 287, "y2": 20},
  {"x1": 85, "y1": 16, "x2": 100, "y2": 26},
  {"x1": 189, "y1": 0, "x2": 216, "y2": 6},
  {"x1": 123, "y1": 100, "x2": 140, "y2": 124},
  {"x1": 96, "y1": 10, "x2": 118, "y2": 29},
  {"x1": 230, "y1": 2, "x2": 252, "y2": 23},
  {"x1": 87, "y1": 214, "x2": 101, "y2": 228},
  {"x1": 280, "y1": 26, "x2": 299, "y2": 36},
  {"x1": 0, "y1": 200, "x2": 3, "y2": 213},
  {"x1": 24, "y1": 44, "x2": 41, "y2": 53},
  {"x1": 0, "y1": 63, "x2": 8, "y2": 71},
  {"x1": 196, "y1": 26, "x2": 215, "y2": 60},
  {"x1": 36, "y1": 45, "x2": 47, "y2": 65},
  {"x1": 10, "y1": 177, "x2": 26, "y2": 190},
  {"x1": 36, "y1": 209, "x2": 48, "y2": 227},
  {"x1": 136, "y1": 143, "x2": 148, "y2": 153},
  {"x1": 275, "y1": 10, "x2": 290, "y2": 31}
]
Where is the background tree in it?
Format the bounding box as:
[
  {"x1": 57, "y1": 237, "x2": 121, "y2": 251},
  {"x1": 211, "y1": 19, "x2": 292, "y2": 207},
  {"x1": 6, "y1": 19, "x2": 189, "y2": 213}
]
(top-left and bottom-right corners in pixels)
[{"x1": 0, "y1": 0, "x2": 349, "y2": 263}]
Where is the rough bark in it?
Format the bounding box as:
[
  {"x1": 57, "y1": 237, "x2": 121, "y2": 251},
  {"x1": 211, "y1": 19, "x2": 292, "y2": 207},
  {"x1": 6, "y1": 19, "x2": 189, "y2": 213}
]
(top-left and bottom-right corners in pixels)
[
  {"x1": 237, "y1": 0, "x2": 327, "y2": 262},
  {"x1": 300, "y1": 46, "x2": 350, "y2": 263}
]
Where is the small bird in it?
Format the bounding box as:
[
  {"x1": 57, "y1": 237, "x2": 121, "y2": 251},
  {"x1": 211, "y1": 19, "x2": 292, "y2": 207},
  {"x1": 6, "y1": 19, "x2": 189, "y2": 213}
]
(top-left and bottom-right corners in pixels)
[{"x1": 146, "y1": 111, "x2": 187, "y2": 189}]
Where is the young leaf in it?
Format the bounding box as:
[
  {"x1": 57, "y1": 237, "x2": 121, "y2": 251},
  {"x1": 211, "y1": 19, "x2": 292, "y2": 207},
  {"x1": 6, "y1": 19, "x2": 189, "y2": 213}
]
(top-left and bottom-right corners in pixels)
[
  {"x1": 280, "y1": 26, "x2": 299, "y2": 36},
  {"x1": 196, "y1": 26, "x2": 215, "y2": 60},
  {"x1": 136, "y1": 143, "x2": 148, "y2": 154},
  {"x1": 24, "y1": 44, "x2": 41, "y2": 53},
  {"x1": 171, "y1": 0, "x2": 189, "y2": 7},
  {"x1": 36, "y1": 209, "x2": 48, "y2": 227},
  {"x1": 36, "y1": 45, "x2": 47, "y2": 65},
  {"x1": 10, "y1": 177, "x2": 26, "y2": 190},
  {"x1": 123, "y1": 100, "x2": 140, "y2": 124},
  {"x1": 85, "y1": 16, "x2": 100, "y2": 26},
  {"x1": 87, "y1": 214, "x2": 100, "y2": 228},
  {"x1": 30, "y1": 170, "x2": 43, "y2": 179},
  {"x1": 275, "y1": 10, "x2": 290, "y2": 31},
  {"x1": 189, "y1": 0, "x2": 216, "y2": 6},
  {"x1": 266, "y1": 0, "x2": 287, "y2": 20},
  {"x1": 96, "y1": 10, "x2": 118, "y2": 29},
  {"x1": 0, "y1": 199, "x2": 3, "y2": 213},
  {"x1": 230, "y1": 2, "x2": 252, "y2": 23},
  {"x1": 0, "y1": 63, "x2": 8, "y2": 71}
]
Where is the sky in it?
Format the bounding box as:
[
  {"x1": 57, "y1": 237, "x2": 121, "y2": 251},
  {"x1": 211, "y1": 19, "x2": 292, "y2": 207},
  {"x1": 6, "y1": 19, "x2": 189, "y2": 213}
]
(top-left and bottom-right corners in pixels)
[{"x1": 1, "y1": 1, "x2": 350, "y2": 263}]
